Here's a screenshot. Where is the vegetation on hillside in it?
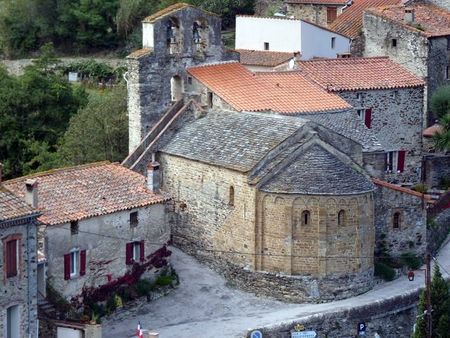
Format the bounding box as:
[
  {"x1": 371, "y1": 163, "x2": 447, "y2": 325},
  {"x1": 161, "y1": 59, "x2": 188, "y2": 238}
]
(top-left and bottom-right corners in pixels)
[
  {"x1": 431, "y1": 85, "x2": 450, "y2": 151},
  {"x1": 0, "y1": 0, "x2": 255, "y2": 58}
]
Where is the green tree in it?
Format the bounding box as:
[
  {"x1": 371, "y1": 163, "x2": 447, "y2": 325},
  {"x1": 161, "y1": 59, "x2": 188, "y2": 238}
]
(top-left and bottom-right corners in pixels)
[
  {"x1": 433, "y1": 114, "x2": 450, "y2": 151},
  {"x1": 431, "y1": 85, "x2": 450, "y2": 151},
  {"x1": 58, "y1": 85, "x2": 128, "y2": 165}
]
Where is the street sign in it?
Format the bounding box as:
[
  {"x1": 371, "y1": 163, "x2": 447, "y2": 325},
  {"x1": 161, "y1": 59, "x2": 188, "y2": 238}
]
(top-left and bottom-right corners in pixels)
[
  {"x1": 250, "y1": 330, "x2": 263, "y2": 338},
  {"x1": 358, "y1": 322, "x2": 366, "y2": 335},
  {"x1": 291, "y1": 331, "x2": 317, "y2": 338}
]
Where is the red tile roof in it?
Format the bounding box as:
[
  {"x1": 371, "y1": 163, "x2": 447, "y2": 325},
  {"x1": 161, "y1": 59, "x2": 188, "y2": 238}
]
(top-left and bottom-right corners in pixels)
[
  {"x1": 373, "y1": 178, "x2": 432, "y2": 200},
  {"x1": 236, "y1": 49, "x2": 295, "y2": 67},
  {"x1": 0, "y1": 187, "x2": 37, "y2": 223},
  {"x1": 423, "y1": 123, "x2": 443, "y2": 137},
  {"x1": 187, "y1": 62, "x2": 351, "y2": 113},
  {"x1": 330, "y1": 0, "x2": 402, "y2": 38},
  {"x1": 4, "y1": 162, "x2": 169, "y2": 226},
  {"x1": 298, "y1": 57, "x2": 424, "y2": 91},
  {"x1": 287, "y1": 0, "x2": 347, "y2": 4},
  {"x1": 366, "y1": 2, "x2": 450, "y2": 38}
]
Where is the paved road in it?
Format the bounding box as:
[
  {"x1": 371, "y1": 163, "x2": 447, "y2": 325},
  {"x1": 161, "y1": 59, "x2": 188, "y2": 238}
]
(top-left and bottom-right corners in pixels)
[{"x1": 102, "y1": 237, "x2": 450, "y2": 338}]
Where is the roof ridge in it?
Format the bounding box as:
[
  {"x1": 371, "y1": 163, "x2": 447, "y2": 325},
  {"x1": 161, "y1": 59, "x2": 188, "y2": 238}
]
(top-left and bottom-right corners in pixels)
[
  {"x1": 372, "y1": 178, "x2": 432, "y2": 200},
  {"x1": 187, "y1": 60, "x2": 240, "y2": 70}
]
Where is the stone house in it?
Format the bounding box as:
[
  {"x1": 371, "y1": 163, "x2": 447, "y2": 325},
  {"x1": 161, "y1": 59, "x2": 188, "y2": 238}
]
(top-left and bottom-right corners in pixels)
[
  {"x1": 329, "y1": 0, "x2": 402, "y2": 55},
  {"x1": 286, "y1": 0, "x2": 348, "y2": 27},
  {"x1": 363, "y1": 1, "x2": 450, "y2": 121},
  {"x1": 235, "y1": 15, "x2": 351, "y2": 59},
  {"x1": 0, "y1": 172, "x2": 39, "y2": 338},
  {"x1": 297, "y1": 57, "x2": 425, "y2": 183},
  {"x1": 4, "y1": 162, "x2": 170, "y2": 300}
]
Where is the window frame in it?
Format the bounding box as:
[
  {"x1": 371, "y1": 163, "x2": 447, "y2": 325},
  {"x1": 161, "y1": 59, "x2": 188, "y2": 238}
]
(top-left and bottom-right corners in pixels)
[
  {"x1": 130, "y1": 211, "x2": 139, "y2": 228},
  {"x1": 301, "y1": 210, "x2": 311, "y2": 226},
  {"x1": 3, "y1": 234, "x2": 21, "y2": 279},
  {"x1": 393, "y1": 211, "x2": 401, "y2": 229},
  {"x1": 331, "y1": 37, "x2": 336, "y2": 49},
  {"x1": 70, "y1": 249, "x2": 79, "y2": 278},
  {"x1": 264, "y1": 42, "x2": 270, "y2": 51}
]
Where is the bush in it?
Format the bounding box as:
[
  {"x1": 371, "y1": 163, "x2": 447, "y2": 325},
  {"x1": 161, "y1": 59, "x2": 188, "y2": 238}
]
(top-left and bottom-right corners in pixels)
[
  {"x1": 375, "y1": 262, "x2": 396, "y2": 281},
  {"x1": 155, "y1": 274, "x2": 173, "y2": 287},
  {"x1": 400, "y1": 252, "x2": 422, "y2": 270},
  {"x1": 412, "y1": 183, "x2": 428, "y2": 193},
  {"x1": 431, "y1": 85, "x2": 450, "y2": 118},
  {"x1": 135, "y1": 279, "x2": 154, "y2": 296}
]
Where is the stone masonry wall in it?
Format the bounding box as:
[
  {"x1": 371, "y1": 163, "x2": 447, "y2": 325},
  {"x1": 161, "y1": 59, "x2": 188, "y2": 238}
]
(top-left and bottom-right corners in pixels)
[
  {"x1": 46, "y1": 204, "x2": 169, "y2": 299},
  {"x1": 338, "y1": 87, "x2": 424, "y2": 183},
  {"x1": 374, "y1": 185, "x2": 427, "y2": 258},
  {"x1": 426, "y1": 0, "x2": 450, "y2": 11},
  {"x1": 428, "y1": 208, "x2": 450, "y2": 255},
  {"x1": 286, "y1": 3, "x2": 344, "y2": 27},
  {"x1": 423, "y1": 153, "x2": 450, "y2": 188},
  {"x1": 0, "y1": 218, "x2": 39, "y2": 338}
]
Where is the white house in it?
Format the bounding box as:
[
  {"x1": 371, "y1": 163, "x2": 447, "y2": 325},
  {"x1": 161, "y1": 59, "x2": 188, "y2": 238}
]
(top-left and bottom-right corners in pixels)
[{"x1": 235, "y1": 15, "x2": 350, "y2": 60}]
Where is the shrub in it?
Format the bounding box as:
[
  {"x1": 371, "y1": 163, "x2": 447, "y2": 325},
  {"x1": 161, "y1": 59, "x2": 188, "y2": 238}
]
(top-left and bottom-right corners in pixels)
[
  {"x1": 155, "y1": 274, "x2": 173, "y2": 287},
  {"x1": 375, "y1": 262, "x2": 396, "y2": 281},
  {"x1": 400, "y1": 252, "x2": 422, "y2": 270},
  {"x1": 412, "y1": 183, "x2": 428, "y2": 193},
  {"x1": 135, "y1": 279, "x2": 154, "y2": 296}
]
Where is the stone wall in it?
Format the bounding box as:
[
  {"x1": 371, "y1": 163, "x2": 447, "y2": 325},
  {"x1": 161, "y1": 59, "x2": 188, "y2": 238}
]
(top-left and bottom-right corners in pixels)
[
  {"x1": 425, "y1": 0, "x2": 450, "y2": 11},
  {"x1": 286, "y1": 3, "x2": 344, "y2": 27},
  {"x1": 246, "y1": 289, "x2": 419, "y2": 337},
  {"x1": 350, "y1": 33, "x2": 365, "y2": 57},
  {"x1": 0, "y1": 217, "x2": 39, "y2": 338},
  {"x1": 374, "y1": 185, "x2": 427, "y2": 258},
  {"x1": 428, "y1": 208, "x2": 450, "y2": 255},
  {"x1": 423, "y1": 153, "x2": 450, "y2": 188},
  {"x1": 46, "y1": 204, "x2": 169, "y2": 299},
  {"x1": 339, "y1": 87, "x2": 424, "y2": 183}
]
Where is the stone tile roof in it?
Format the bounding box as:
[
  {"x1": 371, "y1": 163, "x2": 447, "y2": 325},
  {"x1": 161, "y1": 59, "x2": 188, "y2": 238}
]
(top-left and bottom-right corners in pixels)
[
  {"x1": 0, "y1": 187, "x2": 37, "y2": 223},
  {"x1": 187, "y1": 62, "x2": 351, "y2": 113},
  {"x1": 298, "y1": 57, "x2": 424, "y2": 91},
  {"x1": 329, "y1": 0, "x2": 402, "y2": 38},
  {"x1": 302, "y1": 110, "x2": 384, "y2": 151},
  {"x1": 287, "y1": 0, "x2": 347, "y2": 4},
  {"x1": 161, "y1": 110, "x2": 309, "y2": 172},
  {"x1": 261, "y1": 144, "x2": 375, "y2": 195},
  {"x1": 366, "y1": 2, "x2": 450, "y2": 38},
  {"x1": 4, "y1": 162, "x2": 169, "y2": 226},
  {"x1": 373, "y1": 178, "x2": 432, "y2": 200},
  {"x1": 236, "y1": 49, "x2": 295, "y2": 67},
  {"x1": 143, "y1": 3, "x2": 219, "y2": 23}
]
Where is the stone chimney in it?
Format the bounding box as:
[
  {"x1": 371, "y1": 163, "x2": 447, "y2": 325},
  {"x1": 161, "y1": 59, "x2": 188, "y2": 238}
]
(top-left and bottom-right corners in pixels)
[
  {"x1": 404, "y1": 8, "x2": 415, "y2": 23},
  {"x1": 25, "y1": 179, "x2": 38, "y2": 208},
  {"x1": 147, "y1": 154, "x2": 160, "y2": 193}
]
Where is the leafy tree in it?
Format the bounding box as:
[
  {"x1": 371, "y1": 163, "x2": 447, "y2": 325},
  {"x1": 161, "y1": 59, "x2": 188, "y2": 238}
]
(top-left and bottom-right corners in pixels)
[
  {"x1": 433, "y1": 114, "x2": 450, "y2": 152},
  {"x1": 58, "y1": 85, "x2": 128, "y2": 165},
  {"x1": 431, "y1": 85, "x2": 450, "y2": 151}
]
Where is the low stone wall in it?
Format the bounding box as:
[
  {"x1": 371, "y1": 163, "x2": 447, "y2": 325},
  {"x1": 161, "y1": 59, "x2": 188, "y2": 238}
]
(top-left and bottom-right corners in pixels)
[
  {"x1": 246, "y1": 289, "x2": 419, "y2": 338},
  {"x1": 424, "y1": 154, "x2": 450, "y2": 189},
  {"x1": 428, "y1": 208, "x2": 450, "y2": 255}
]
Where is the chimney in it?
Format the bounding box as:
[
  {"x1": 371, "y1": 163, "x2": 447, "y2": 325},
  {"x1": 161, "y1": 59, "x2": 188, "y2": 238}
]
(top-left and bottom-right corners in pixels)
[
  {"x1": 147, "y1": 154, "x2": 160, "y2": 193},
  {"x1": 25, "y1": 179, "x2": 38, "y2": 208},
  {"x1": 404, "y1": 8, "x2": 415, "y2": 23}
]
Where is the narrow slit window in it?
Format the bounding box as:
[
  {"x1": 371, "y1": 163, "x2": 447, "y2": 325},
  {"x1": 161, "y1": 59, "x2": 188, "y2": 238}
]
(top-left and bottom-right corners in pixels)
[
  {"x1": 393, "y1": 212, "x2": 401, "y2": 229},
  {"x1": 229, "y1": 186, "x2": 235, "y2": 206},
  {"x1": 338, "y1": 210, "x2": 345, "y2": 226},
  {"x1": 264, "y1": 42, "x2": 270, "y2": 51},
  {"x1": 331, "y1": 37, "x2": 336, "y2": 49},
  {"x1": 301, "y1": 210, "x2": 310, "y2": 226},
  {"x1": 130, "y1": 211, "x2": 139, "y2": 228},
  {"x1": 392, "y1": 39, "x2": 397, "y2": 47}
]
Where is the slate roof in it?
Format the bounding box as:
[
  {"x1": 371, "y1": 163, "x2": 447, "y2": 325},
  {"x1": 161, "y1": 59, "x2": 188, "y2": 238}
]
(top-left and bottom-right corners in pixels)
[
  {"x1": 287, "y1": 0, "x2": 347, "y2": 4},
  {"x1": 302, "y1": 110, "x2": 384, "y2": 151},
  {"x1": 237, "y1": 49, "x2": 295, "y2": 67},
  {"x1": 298, "y1": 57, "x2": 424, "y2": 91},
  {"x1": 366, "y1": 2, "x2": 450, "y2": 38},
  {"x1": 0, "y1": 187, "x2": 37, "y2": 223},
  {"x1": 161, "y1": 110, "x2": 309, "y2": 172},
  {"x1": 187, "y1": 62, "x2": 351, "y2": 113},
  {"x1": 261, "y1": 144, "x2": 375, "y2": 195},
  {"x1": 143, "y1": 3, "x2": 219, "y2": 23},
  {"x1": 4, "y1": 162, "x2": 169, "y2": 226},
  {"x1": 329, "y1": 0, "x2": 402, "y2": 38}
]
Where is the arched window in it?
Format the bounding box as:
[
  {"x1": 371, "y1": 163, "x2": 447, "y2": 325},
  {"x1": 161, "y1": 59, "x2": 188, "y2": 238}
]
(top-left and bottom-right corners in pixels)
[
  {"x1": 170, "y1": 75, "x2": 183, "y2": 101},
  {"x1": 192, "y1": 18, "x2": 209, "y2": 53},
  {"x1": 338, "y1": 210, "x2": 345, "y2": 226},
  {"x1": 393, "y1": 212, "x2": 401, "y2": 229},
  {"x1": 229, "y1": 186, "x2": 235, "y2": 206},
  {"x1": 167, "y1": 17, "x2": 181, "y2": 54},
  {"x1": 301, "y1": 210, "x2": 310, "y2": 226}
]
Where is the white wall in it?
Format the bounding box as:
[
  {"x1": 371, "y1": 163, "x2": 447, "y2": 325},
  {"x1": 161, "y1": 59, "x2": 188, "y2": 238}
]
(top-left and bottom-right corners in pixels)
[
  {"x1": 142, "y1": 23, "x2": 154, "y2": 48},
  {"x1": 235, "y1": 16, "x2": 302, "y2": 52},
  {"x1": 300, "y1": 21, "x2": 350, "y2": 59}
]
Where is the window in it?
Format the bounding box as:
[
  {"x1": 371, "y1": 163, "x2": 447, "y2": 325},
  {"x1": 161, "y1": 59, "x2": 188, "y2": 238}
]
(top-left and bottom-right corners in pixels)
[
  {"x1": 331, "y1": 37, "x2": 336, "y2": 49},
  {"x1": 207, "y1": 91, "x2": 213, "y2": 108},
  {"x1": 70, "y1": 250, "x2": 79, "y2": 277},
  {"x1": 5, "y1": 238, "x2": 19, "y2": 278},
  {"x1": 327, "y1": 7, "x2": 337, "y2": 24},
  {"x1": 338, "y1": 210, "x2": 346, "y2": 226},
  {"x1": 64, "y1": 249, "x2": 86, "y2": 280},
  {"x1": 187, "y1": 76, "x2": 193, "y2": 85},
  {"x1": 391, "y1": 39, "x2": 397, "y2": 47},
  {"x1": 385, "y1": 150, "x2": 406, "y2": 173},
  {"x1": 70, "y1": 220, "x2": 79, "y2": 235},
  {"x1": 301, "y1": 210, "x2": 310, "y2": 226},
  {"x1": 229, "y1": 186, "x2": 235, "y2": 206},
  {"x1": 393, "y1": 212, "x2": 401, "y2": 229},
  {"x1": 446, "y1": 65, "x2": 450, "y2": 80},
  {"x1": 130, "y1": 211, "x2": 139, "y2": 228},
  {"x1": 264, "y1": 42, "x2": 270, "y2": 51},
  {"x1": 6, "y1": 305, "x2": 20, "y2": 338},
  {"x1": 126, "y1": 241, "x2": 144, "y2": 265},
  {"x1": 356, "y1": 93, "x2": 363, "y2": 102},
  {"x1": 356, "y1": 108, "x2": 372, "y2": 128}
]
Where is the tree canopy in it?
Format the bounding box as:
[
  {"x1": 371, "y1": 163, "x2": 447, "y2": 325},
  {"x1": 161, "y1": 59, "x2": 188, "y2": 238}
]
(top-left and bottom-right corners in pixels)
[{"x1": 431, "y1": 85, "x2": 450, "y2": 151}]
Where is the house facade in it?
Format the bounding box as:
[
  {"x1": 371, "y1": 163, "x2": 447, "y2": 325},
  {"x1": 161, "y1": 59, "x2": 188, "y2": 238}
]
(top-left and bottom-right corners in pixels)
[
  {"x1": 286, "y1": 0, "x2": 348, "y2": 27},
  {"x1": 4, "y1": 162, "x2": 170, "y2": 300},
  {"x1": 0, "y1": 176, "x2": 39, "y2": 338}
]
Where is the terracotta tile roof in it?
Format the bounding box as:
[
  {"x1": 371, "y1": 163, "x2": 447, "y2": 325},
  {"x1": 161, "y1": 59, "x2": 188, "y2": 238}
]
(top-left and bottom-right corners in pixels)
[
  {"x1": 330, "y1": 0, "x2": 402, "y2": 38},
  {"x1": 127, "y1": 48, "x2": 153, "y2": 59},
  {"x1": 143, "y1": 3, "x2": 218, "y2": 23},
  {"x1": 4, "y1": 162, "x2": 169, "y2": 226},
  {"x1": 366, "y1": 2, "x2": 450, "y2": 38},
  {"x1": 423, "y1": 123, "x2": 443, "y2": 137},
  {"x1": 287, "y1": 0, "x2": 347, "y2": 5},
  {"x1": 0, "y1": 187, "x2": 37, "y2": 223},
  {"x1": 298, "y1": 57, "x2": 424, "y2": 91},
  {"x1": 187, "y1": 62, "x2": 351, "y2": 113},
  {"x1": 373, "y1": 178, "x2": 432, "y2": 200},
  {"x1": 236, "y1": 49, "x2": 295, "y2": 67}
]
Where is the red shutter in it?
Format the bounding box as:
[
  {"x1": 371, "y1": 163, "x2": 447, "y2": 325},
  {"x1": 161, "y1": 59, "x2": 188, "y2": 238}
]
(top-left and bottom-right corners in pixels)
[
  {"x1": 6, "y1": 240, "x2": 17, "y2": 278},
  {"x1": 64, "y1": 254, "x2": 71, "y2": 280},
  {"x1": 140, "y1": 241, "x2": 145, "y2": 262},
  {"x1": 126, "y1": 243, "x2": 133, "y2": 265},
  {"x1": 364, "y1": 108, "x2": 372, "y2": 129},
  {"x1": 397, "y1": 150, "x2": 406, "y2": 173},
  {"x1": 80, "y1": 250, "x2": 86, "y2": 276}
]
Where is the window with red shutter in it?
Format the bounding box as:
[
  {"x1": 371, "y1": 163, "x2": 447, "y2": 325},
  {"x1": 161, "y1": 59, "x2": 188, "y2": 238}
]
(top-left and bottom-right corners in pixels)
[
  {"x1": 140, "y1": 241, "x2": 145, "y2": 262},
  {"x1": 80, "y1": 250, "x2": 86, "y2": 276},
  {"x1": 364, "y1": 108, "x2": 372, "y2": 129},
  {"x1": 64, "y1": 254, "x2": 71, "y2": 280},
  {"x1": 126, "y1": 243, "x2": 133, "y2": 265},
  {"x1": 397, "y1": 150, "x2": 406, "y2": 173},
  {"x1": 6, "y1": 240, "x2": 18, "y2": 278}
]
